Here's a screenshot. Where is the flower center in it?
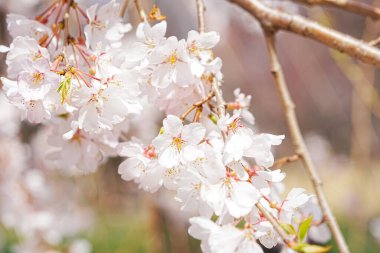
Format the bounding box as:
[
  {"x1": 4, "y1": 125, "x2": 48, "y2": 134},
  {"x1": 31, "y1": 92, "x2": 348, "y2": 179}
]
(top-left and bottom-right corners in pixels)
[
  {"x1": 172, "y1": 137, "x2": 185, "y2": 151},
  {"x1": 91, "y1": 19, "x2": 106, "y2": 29},
  {"x1": 228, "y1": 118, "x2": 242, "y2": 133},
  {"x1": 143, "y1": 145, "x2": 157, "y2": 159},
  {"x1": 167, "y1": 51, "x2": 178, "y2": 65},
  {"x1": 32, "y1": 72, "x2": 44, "y2": 85}
]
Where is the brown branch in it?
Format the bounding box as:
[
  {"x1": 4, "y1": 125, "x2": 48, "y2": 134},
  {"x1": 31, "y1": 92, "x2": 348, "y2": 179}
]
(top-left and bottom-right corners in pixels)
[
  {"x1": 262, "y1": 28, "x2": 350, "y2": 253},
  {"x1": 194, "y1": 0, "x2": 225, "y2": 118},
  {"x1": 369, "y1": 37, "x2": 380, "y2": 46},
  {"x1": 212, "y1": 78, "x2": 226, "y2": 118},
  {"x1": 229, "y1": 0, "x2": 380, "y2": 68},
  {"x1": 195, "y1": 0, "x2": 206, "y2": 33},
  {"x1": 63, "y1": 0, "x2": 74, "y2": 45},
  {"x1": 180, "y1": 92, "x2": 214, "y2": 121},
  {"x1": 273, "y1": 154, "x2": 300, "y2": 168},
  {"x1": 134, "y1": 0, "x2": 147, "y2": 21},
  {"x1": 330, "y1": 51, "x2": 380, "y2": 118},
  {"x1": 256, "y1": 203, "x2": 292, "y2": 247},
  {"x1": 291, "y1": 0, "x2": 380, "y2": 20},
  {"x1": 119, "y1": 0, "x2": 131, "y2": 17}
]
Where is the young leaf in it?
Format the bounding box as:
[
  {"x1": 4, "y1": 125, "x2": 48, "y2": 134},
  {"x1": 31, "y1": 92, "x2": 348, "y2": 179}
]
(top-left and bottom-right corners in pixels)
[
  {"x1": 280, "y1": 222, "x2": 297, "y2": 235},
  {"x1": 302, "y1": 244, "x2": 332, "y2": 253},
  {"x1": 298, "y1": 215, "x2": 313, "y2": 242},
  {"x1": 57, "y1": 76, "x2": 72, "y2": 104}
]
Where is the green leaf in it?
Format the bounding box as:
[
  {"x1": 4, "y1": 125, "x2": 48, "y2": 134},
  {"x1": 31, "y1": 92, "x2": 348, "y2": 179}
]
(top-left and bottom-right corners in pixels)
[
  {"x1": 298, "y1": 215, "x2": 313, "y2": 242},
  {"x1": 57, "y1": 76, "x2": 71, "y2": 104},
  {"x1": 301, "y1": 245, "x2": 332, "y2": 253},
  {"x1": 291, "y1": 243, "x2": 332, "y2": 253},
  {"x1": 280, "y1": 222, "x2": 297, "y2": 235},
  {"x1": 208, "y1": 114, "x2": 218, "y2": 124}
]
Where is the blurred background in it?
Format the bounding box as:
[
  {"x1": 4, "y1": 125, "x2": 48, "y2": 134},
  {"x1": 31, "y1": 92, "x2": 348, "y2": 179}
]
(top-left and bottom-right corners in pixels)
[{"x1": 0, "y1": 0, "x2": 379, "y2": 252}]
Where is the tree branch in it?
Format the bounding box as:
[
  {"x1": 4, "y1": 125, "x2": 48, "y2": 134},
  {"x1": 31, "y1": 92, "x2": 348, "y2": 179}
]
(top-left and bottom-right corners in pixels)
[
  {"x1": 262, "y1": 28, "x2": 350, "y2": 253},
  {"x1": 228, "y1": 0, "x2": 380, "y2": 68},
  {"x1": 134, "y1": 0, "x2": 147, "y2": 21},
  {"x1": 291, "y1": 0, "x2": 380, "y2": 20},
  {"x1": 63, "y1": 0, "x2": 74, "y2": 45},
  {"x1": 256, "y1": 203, "x2": 292, "y2": 247},
  {"x1": 119, "y1": 0, "x2": 131, "y2": 17},
  {"x1": 195, "y1": 0, "x2": 206, "y2": 33},
  {"x1": 273, "y1": 154, "x2": 300, "y2": 168}
]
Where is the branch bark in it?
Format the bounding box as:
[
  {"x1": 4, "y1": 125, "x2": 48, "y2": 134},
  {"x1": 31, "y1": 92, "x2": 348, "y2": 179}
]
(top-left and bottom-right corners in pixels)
[
  {"x1": 256, "y1": 203, "x2": 292, "y2": 247},
  {"x1": 63, "y1": 0, "x2": 74, "y2": 45},
  {"x1": 196, "y1": 0, "x2": 206, "y2": 33},
  {"x1": 229, "y1": 0, "x2": 380, "y2": 68},
  {"x1": 119, "y1": 0, "x2": 130, "y2": 17},
  {"x1": 291, "y1": 0, "x2": 380, "y2": 20},
  {"x1": 262, "y1": 28, "x2": 350, "y2": 253}
]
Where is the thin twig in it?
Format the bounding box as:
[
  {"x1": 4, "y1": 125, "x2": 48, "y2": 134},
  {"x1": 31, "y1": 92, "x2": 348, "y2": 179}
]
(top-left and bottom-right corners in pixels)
[
  {"x1": 63, "y1": 0, "x2": 74, "y2": 45},
  {"x1": 180, "y1": 92, "x2": 214, "y2": 121},
  {"x1": 194, "y1": 0, "x2": 225, "y2": 118},
  {"x1": 273, "y1": 154, "x2": 300, "y2": 168},
  {"x1": 228, "y1": 0, "x2": 380, "y2": 68},
  {"x1": 330, "y1": 51, "x2": 380, "y2": 118},
  {"x1": 195, "y1": 0, "x2": 206, "y2": 33},
  {"x1": 119, "y1": 0, "x2": 131, "y2": 17},
  {"x1": 262, "y1": 28, "x2": 350, "y2": 253},
  {"x1": 256, "y1": 203, "x2": 292, "y2": 247},
  {"x1": 212, "y1": 78, "x2": 226, "y2": 118},
  {"x1": 369, "y1": 37, "x2": 380, "y2": 47},
  {"x1": 134, "y1": 0, "x2": 147, "y2": 21},
  {"x1": 291, "y1": 0, "x2": 380, "y2": 20},
  {"x1": 195, "y1": 2, "x2": 294, "y2": 248}
]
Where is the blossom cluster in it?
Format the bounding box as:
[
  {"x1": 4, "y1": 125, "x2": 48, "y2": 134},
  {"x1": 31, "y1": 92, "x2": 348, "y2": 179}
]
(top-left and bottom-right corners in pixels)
[
  {"x1": 0, "y1": 94, "x2": 92, "y2": 253},
  {"x1": 0, "y1": 0, "x2": 331, "y2": 252}
]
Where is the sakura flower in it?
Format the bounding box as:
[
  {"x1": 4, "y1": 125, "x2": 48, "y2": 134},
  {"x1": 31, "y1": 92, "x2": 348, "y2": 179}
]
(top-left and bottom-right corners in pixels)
[
  {"x1": 153, "y1": 115, "x2": 205, "y2": 168},
  {"x1": 85, "y1": 0, "x2": 131, "y2": 50},
  {"x1": 299, "y1": 197, "x2": 331, "y2": 244},
  {"x1": 186, "y1": 30, "x2": 220, "y2": 77},
  {"x1": 1, "y1": 78, "x2": 51, "y2": 123},
  {"x1": 47, "y1": 122, "x2": 102, "y2": 173},
  {"x1": 118, "y1": 140, "x2": 165, "y2": 192},
  {"x1": 5, "y1": 36, "x2": 50, "y2": 78},
  {"x1": 229, "y1": 88, "x2": 254, "y2": 125},
  {"x1": 6, "y1": 14, "x2": 52, "y2": 43},
  {"x1": 254, "y1": 221, "x2": 279, "y2": 249},
  {"x1": 124, "y1": 21, "x2": 167, "y2": 64},
  {"x1": 175, "y1": 152, "x2": 225, "y2": 216},
  {"x1": 149, "y1": 37, "x2": 194, "y2": 88},
  {"x1": 17, "y1": 58, "x2": 57, "y2": 101},
  {"x1": 280, "y1": 188, "x2": 311, "y2": 223},
  {"x1": 244, "y1": 134, "x2": 285, "y2": 168},
  {"x1": 189, "y1": 216, "x2": 219, "y2": 253},
  {"x1": 74, "y1": 75, "x2": 141, "y2": 133},
  {"x1": 202, "y1": 174, "x2": 259, "y2": 218},
  {"x1": 190, "y1": 217, "x2": 265, "y2": 253},
  {"x1": 218, "y1": 111, "x2": 254, "y2": 164}
]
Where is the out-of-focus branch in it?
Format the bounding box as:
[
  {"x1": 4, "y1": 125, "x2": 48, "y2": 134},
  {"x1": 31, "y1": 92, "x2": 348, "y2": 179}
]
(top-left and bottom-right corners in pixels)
[
  {"x1": 291, "y1": 0, "x2": 380, "y2": 20},
  {"x1": 195, "y1": 0, "x2": 206, "y2": 33},
  {"x1": 228, "y1": 0, "x2": 380, "y2": 68},
  {"x1": 331, "y1": 52, "x2": 380, "y2": 118},
  {"x1": 273, "y1": 154, "x2": 300, "y2": 168},
  {"x1": 63, "y1": 0, "x2": 74, "y2": 45},
  {"x1": 262, "y1": 29, "x2": 350, "y2": 253},
  {"x1": 369, "y1": 37, "x2": 380, "y2": 47},
  {"x1": 194, "y1": 0, "x2": 225, "y2": 118},
  {"x1": 119, "y1": 0, "x2": 131, "y2": 17},
  {"x1": 256, "y1": 203, "x2": 292, "y2": 247},
  {"x1": 134, "y1": 0, "x2": 147, "y2": 21}
]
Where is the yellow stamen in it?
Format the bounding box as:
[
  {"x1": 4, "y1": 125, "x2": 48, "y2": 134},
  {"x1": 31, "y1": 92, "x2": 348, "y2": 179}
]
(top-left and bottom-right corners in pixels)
[
  {"x1": 172, "y1": 137, "x2": 185, "y2": 151},
  {"x1": 32, "y1": 72, "x2": 44, "y2": 85}
]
